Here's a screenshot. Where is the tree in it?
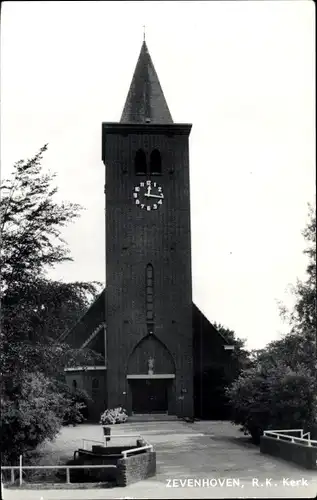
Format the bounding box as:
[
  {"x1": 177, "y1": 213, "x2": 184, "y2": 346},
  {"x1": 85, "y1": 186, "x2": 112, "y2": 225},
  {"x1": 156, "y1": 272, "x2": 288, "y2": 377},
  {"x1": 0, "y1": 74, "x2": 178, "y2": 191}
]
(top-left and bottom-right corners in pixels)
[
  {"x1": 0, "y1": 145, "x2": 102, "y2": 368},
  {"x1": 2, "y1": 278, "x2": 102, "y2": 344},
  {"x1": 268, "y1": 205, "x2": 317, "y2": 375},
  {"x1": 292, "y1": 204, "x2": 316, "y2": 337},
  {"x1": 227, "y1": 362, "x2": 316, "y2": 444},
  {"x1": 0, "y1": 146, "x2": 103, "y2": 464},
  {"x1": 227, "y1": 204, "x2": 317, "y2": 442},
  {"x1": 278, "y1": 204, "x2": 316, "y2": 346},
  {"x1": 0, "y1": 144, "x2": 81, "y2": 296}
]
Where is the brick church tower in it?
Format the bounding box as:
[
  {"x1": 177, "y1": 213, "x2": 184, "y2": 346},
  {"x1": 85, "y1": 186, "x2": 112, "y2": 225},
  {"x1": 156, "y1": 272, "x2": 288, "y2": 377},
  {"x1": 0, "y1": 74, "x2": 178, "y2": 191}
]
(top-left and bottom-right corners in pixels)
[
  {"x1": 62, "y1": 40, "x2": 233, "y2": 422},
  {"x1": 102, "y1": 41, "x2": 194, "y2": 417}
]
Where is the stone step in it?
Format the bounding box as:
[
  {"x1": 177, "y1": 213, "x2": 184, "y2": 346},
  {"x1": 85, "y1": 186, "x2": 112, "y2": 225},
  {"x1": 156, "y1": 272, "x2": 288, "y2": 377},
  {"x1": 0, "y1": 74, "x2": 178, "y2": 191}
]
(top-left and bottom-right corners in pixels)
[{"x1": 129, "y1": 413, "x2": 179, "y2": 422}]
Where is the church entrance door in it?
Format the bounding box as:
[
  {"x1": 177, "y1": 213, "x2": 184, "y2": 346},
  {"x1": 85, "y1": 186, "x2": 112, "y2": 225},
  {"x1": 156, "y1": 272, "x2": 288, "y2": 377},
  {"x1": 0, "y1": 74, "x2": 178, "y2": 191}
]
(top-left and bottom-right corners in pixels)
[{"x1": 130, "y1": 379, "x2": 168, "y2": 413}]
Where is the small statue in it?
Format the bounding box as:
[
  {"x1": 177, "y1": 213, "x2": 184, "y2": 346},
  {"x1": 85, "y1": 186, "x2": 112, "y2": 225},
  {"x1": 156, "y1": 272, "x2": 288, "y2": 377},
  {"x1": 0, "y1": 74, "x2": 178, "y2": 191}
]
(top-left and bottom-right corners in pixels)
[{"x1": 148, "y1": 356, "x2": 154, "y2": 374}]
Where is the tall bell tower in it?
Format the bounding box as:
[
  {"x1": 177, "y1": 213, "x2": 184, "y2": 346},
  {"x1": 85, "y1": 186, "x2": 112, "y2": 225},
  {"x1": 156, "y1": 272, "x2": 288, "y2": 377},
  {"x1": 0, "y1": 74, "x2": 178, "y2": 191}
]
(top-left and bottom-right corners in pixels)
[{"x1": 102, "y1": 41, "x2": 193, "y2": 417}]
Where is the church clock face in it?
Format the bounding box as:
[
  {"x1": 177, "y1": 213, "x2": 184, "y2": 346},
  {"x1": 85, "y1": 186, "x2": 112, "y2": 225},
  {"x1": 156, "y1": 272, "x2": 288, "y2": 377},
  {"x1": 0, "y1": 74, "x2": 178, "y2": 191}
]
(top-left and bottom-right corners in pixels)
[{"x1": 133, "y1": 180, "x2": 164, "y2": 211}]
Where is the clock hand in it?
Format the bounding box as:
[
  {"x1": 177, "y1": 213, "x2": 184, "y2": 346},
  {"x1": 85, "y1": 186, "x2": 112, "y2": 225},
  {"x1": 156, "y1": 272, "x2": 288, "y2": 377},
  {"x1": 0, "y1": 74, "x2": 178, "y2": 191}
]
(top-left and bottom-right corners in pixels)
[
  {"x1": 144, "y1": 185, "x2": 152, "y2": 197},
  {"x1": 147, "y1": 193, "x2": 164, "y2": 199}
]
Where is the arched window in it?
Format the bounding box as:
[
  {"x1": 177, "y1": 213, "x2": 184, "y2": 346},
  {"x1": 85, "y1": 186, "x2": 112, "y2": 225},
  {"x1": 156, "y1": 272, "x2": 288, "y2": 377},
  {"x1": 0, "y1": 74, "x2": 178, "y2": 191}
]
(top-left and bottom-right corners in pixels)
[
  {"x1": 145, "y1": 264, "x2": 154, "y2": 323},
  {"x1": 92, "y1": 378, "x2": 99, "y2": 390},
  {"x1": 72, "y1": 380, "x2": 77, "y2": 391},
  {"x1": 150, "y1": 149, "x2": 162, "y2": 175},
  {"x1": 135, "y1": 149, "x2": 147, "y2": 175}
]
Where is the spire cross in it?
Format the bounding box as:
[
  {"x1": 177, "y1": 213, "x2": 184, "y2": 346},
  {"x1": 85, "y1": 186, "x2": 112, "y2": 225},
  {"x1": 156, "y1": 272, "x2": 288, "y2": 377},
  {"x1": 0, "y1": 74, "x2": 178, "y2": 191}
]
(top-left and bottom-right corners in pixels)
[{"x1": 143, "y1": 25, "x2": 146, "y2": 41}]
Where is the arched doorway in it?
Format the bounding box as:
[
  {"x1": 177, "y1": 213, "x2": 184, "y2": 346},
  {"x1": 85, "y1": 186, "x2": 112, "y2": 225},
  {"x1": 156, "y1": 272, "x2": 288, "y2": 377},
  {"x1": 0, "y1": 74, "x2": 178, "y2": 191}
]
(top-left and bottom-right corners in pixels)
[{"x1": 126, "y1": 335, "x2": 175, "y2": 414}]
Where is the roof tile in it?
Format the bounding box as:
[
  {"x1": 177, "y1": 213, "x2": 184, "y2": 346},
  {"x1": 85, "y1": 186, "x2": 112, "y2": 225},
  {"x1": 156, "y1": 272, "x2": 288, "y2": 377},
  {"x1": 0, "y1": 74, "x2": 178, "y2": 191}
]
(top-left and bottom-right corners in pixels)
[{"x1": 120, "y1": 41, "x2": 173, "y2": 124}]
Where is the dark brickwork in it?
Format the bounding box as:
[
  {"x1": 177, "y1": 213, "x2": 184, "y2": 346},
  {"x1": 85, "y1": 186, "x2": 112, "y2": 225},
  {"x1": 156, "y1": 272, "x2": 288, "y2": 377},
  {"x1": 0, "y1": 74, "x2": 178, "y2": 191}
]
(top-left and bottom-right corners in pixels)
[
  {"x1": 63, "y1": 292, "x2": 231, "y2": 420},
  {"x1": 103, "y1": 123, "x2": 194, "y2": 417},
  {"x1": 193, "y1": 304, "x2": 233, "y2": 419},
  {"x1": 65, "y1": 369, "x2": 107, "y2": 422},
  {"x1": 116, "y1": 451, "x2": 156, "y2": 486},
  {"x1": 63, "y1": 42, "x2": 232, "y2": 421}
]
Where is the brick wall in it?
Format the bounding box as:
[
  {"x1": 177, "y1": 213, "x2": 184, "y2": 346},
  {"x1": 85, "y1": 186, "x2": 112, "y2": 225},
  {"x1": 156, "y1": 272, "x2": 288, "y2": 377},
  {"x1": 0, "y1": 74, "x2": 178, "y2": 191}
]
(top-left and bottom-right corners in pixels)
[
  {"x1": 103, "y1": 123, "x2": 193, "y2": 417},
  {"x1": 193, "y1": 304, "x2": 233, "y2": 419},
  {"x1": 260, "y1": 436, "x2": 317, "y2": 470},
  {"x1": 116, "y1": 451, "x2": 156, "y2": 486}
]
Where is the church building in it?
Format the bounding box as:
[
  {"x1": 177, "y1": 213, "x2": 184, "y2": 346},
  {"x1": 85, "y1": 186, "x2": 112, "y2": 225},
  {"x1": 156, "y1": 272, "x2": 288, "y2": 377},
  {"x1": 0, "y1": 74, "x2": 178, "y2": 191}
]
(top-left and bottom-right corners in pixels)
[{"x1": 61, "y1": 40, "x2": 234, "y2": 421}]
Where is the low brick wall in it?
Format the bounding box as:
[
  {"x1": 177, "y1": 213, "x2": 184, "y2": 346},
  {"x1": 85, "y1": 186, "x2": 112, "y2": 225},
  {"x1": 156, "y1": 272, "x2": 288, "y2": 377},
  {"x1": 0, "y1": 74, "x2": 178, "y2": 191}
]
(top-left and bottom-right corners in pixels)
[
  {"x1": 63, "y1": 455, "x2": 117, "y2": 483},
  {"x1": 116, "y1": 451, "x2": 156, "y2": 486},
  {"x1": 77, "y1": 450, "x2": 121, "y2": 465},
  {"x1": 260, "y1": 436, "x2": 317, "y2": 470},
  {"x1": 91, "y1": 445, "x2": 135, "y2": 455}
]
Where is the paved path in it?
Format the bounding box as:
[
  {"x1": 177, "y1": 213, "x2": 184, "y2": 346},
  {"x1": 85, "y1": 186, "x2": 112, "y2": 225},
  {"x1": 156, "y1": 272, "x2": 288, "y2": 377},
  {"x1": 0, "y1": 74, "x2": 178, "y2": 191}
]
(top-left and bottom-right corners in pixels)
[{"x1": 3, "y1": 421, "x2": 317, "y2": 499}]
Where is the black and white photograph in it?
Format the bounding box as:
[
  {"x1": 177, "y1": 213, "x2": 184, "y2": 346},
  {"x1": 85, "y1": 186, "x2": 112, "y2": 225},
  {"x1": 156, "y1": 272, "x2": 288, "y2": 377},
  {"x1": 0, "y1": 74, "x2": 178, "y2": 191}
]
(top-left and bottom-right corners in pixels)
[{"x1": 0, "y1": 1, "x2": 316, "y2": 499}]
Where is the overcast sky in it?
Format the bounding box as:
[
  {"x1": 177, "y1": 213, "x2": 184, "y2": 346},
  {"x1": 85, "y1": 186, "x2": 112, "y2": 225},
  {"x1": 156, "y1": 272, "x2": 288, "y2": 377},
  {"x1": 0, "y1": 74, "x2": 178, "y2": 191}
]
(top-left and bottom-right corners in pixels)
[{"x1": 1, "y1": 1, "x2": 315, "y2": 349}]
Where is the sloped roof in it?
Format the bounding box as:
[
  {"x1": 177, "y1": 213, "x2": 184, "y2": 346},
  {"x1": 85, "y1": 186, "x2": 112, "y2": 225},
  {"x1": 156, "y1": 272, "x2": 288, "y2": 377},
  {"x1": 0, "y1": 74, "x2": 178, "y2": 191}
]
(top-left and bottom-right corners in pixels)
[
  {"x1": 120, "y1": 41, "x2": 173, "y2": 124},
  {"x1": 192, "y1": 303, "x2": 229, "y2": 345},
  {"x1": 62, "y1": 287, "x2": 228, "y2": 348},
  {"x1": 58, "y1": 290, "x2": 106, "y2": 346}
]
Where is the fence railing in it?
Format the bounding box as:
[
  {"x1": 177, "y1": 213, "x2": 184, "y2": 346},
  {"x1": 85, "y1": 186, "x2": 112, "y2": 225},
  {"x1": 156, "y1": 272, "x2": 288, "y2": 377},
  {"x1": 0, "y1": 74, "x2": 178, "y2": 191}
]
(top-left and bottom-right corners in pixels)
[
  {"x1": 82, "y1": 433, "x2": 146, "y2": 450},
  {"x1": 122, "y1": 444, "x2": 153, "y2": 457},
  {"x1": 263, "y1": 428, "x2": 317, "y2": 447},
  {"x1": 1, "y1": 462, "x2": 115, "y2": 485},
  {"x1": 2, "y1": 434, "x2": 152, "y2": 486}
]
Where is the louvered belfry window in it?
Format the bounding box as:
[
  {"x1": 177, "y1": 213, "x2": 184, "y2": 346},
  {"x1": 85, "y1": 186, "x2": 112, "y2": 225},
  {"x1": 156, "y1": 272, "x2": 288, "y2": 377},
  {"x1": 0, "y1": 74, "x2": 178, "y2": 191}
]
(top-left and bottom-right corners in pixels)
[
  {"x1": 134, "y1": 149, "x2": 162, "y2": 176},
  {"x1": 135, "y1": 149, "x2": 147, "y2": 175},
  {"x1": 150, "y1": 149, "x2": 162, "y2": 175},
  {"x1": 146, "y1": 264, "x2": 154, "y2": 323}
]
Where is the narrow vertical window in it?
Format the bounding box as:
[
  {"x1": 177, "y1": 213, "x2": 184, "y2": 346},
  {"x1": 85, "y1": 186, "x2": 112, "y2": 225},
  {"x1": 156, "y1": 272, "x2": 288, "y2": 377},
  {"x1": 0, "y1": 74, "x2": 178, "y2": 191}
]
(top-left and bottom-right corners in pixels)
[
  {"x1": 135, "y1": 149, "x2": 147, "y2": 175},
  {"x1": 145, "y1": 264, "x2": 154, "y2": 323},
  {"x1": 150, "y1": 149, "x2": 162, "y2": 175},
  {"x1": 72, "y1": 380, "x2": 77, "y2": 391},
  {"x1": 92, "y1": 378, "x2": 99, "y2": 390}
]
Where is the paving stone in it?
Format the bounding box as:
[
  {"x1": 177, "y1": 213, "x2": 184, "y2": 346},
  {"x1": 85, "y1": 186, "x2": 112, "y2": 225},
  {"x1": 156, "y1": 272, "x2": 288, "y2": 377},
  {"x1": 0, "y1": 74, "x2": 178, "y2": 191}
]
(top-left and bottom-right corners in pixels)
[{"x1": 5, "y1": 420, "x2": 317, "y2": 499}]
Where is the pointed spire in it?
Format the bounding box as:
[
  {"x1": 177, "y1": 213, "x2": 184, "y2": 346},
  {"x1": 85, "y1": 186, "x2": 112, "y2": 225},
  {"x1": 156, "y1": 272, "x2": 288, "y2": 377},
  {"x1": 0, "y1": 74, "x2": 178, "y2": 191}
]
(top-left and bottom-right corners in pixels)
[{"x1": 120, "y1": 41, "x2": 173, "y2": 124}]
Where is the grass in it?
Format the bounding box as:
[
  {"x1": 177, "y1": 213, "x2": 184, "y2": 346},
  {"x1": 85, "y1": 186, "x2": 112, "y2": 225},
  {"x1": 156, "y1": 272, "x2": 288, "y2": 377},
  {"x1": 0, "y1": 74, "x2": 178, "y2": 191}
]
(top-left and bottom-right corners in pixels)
[
  {"x1": 2, "y1": 423, "x2": 128, "y2": 487},
  {"x1": 2, "y1": 424, "x2": 119, "y2": 487},
  {"x1": 2, "y1": 432, "x2": 74, "y2": 486}
]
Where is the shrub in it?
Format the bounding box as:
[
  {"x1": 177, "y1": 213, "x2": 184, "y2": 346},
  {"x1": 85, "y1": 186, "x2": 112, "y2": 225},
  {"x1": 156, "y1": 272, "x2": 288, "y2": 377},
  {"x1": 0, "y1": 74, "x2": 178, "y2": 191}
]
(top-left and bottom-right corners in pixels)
[
  {"x1": 0, "y1": 372, "x2": 64, "y2": 464},
  {"x1": 226, "y1": 363, "x2": 317, "y2": 444},
  {"x1": 100, "y1": 407, "x2": 128, "y2": 425},
  {"x1": 59, "y1": 384, "x2": 90, "y2": 426},
  {"x1": 62, "y1": 401, "x2": 87, "y2": 426},
  {"x1": 0, "y1": 372, "x2": 92, "y2": 464}
]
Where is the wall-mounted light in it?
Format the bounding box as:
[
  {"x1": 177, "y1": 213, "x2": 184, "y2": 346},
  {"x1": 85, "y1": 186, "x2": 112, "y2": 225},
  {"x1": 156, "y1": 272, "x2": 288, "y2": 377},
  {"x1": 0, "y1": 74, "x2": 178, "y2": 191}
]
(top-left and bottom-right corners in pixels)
[{"x1": 224, "y1": 345, "x2": 235, "y2": 351}]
